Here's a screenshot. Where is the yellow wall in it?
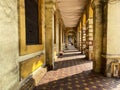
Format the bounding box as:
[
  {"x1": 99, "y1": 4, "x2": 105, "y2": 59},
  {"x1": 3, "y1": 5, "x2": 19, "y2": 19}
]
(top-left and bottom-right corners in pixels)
[
  {"x1": 19, "y1": 0, "x2": 46, "y2": 83},
  {"x1": 20, "y1": 55, "x2": 44, "y2": 79},
  {"x1": 54, "y1": 45, "x2": 57, "y2": 61},
  {"x1": 83, "y1": 13, "x2": 86, "y2": 25}
]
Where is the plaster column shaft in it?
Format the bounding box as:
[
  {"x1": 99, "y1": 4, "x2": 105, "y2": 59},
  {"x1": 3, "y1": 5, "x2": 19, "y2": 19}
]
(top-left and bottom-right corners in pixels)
[
  {"x1": 56, "y1": 17, "x2": 59, "y2": 54},
  {"x1": 86, "y1": 18, "x2": 93, "y2": 60},
  {"x1": 93, "y1": 0, "x2": 103, "y2": 72},
  {"x1": 79, "y1": 30, "x2": 82, "y2": 51},
  {"x1": 66, "y1": 35, "x2": 68, "y2": 48},
  {"x1": 81, "y1": 28, "x2": 84, "y2": 54},
  {"x1": 81, "y1": 26, "x2": 86, "y2": 54},
  {"x1": 45, "y1": 1, "x2": 55, "y2": 70},
  {"x1": 77, "y1": 27, "x2": 80, "y2": 50},
  {"x1": 62, "y1": 27, "x2": 64, "y2": 49},
  {"x1": 79, "y1": 22, "x2": 82, "y2": 52},
  {"x1": 102, "y1": 0, "x2": 120, "y2": 76},
  {"x1": 59, "y1": 23, "x2": 63, "y2": 51}
]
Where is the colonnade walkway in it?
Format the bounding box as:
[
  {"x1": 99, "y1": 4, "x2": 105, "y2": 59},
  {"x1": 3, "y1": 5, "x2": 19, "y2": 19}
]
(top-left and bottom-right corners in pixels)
[{"x1": 34, "y1": 46, "x2": 120, "y2": 90}]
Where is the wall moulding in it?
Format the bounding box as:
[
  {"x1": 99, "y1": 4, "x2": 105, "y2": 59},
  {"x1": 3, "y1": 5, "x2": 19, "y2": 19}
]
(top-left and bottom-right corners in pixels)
[
  {"x1": 108, "y1": 0, "x2": 120, "y2": 4},
  {"x1": 102, "y1": 54, "x2": 120, "y2": 59}
]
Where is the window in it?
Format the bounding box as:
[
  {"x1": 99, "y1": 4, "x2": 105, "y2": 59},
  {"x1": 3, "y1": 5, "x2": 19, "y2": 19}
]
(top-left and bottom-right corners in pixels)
[
  {"x1": 25, "y1": 0, "x2": 39, "y2": 45},
  {"x1": 19, "y1": 0, "x2": 43, "y2": 55}
]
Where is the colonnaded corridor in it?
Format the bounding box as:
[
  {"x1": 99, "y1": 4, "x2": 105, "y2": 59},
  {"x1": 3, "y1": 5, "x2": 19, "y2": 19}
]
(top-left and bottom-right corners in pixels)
[
  {"x1": 34, "y1": 46, "x2": 120, "y2": 90},
  {"x1": 1, "y1": 0, "x2": 120, "y2": 90}
]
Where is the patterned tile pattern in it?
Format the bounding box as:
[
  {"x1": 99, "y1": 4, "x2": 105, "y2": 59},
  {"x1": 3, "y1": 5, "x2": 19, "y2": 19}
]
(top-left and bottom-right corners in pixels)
[{"x1": 34, "y1": 46, "x2": 120, "y2": 90}]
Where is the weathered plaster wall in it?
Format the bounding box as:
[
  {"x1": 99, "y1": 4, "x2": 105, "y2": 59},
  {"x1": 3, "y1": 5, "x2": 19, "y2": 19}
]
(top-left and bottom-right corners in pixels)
[
  {"x1": 107, "y1": 1, "x2": 120, "y2": 54},
  {"x1": 20, "y1": 55, "x2": 44, "y2": 79},
  {"x1": 0, "y1": 0, "x2": 47, "y2": 90},
  {"x1": 0, "y1": 0, "x2": 19, "y2": 90}
]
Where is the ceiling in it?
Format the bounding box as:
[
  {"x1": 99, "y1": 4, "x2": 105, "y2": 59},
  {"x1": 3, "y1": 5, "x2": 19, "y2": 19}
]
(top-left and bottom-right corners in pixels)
[{"x1": 57, "y1": 0, "x2": 89, "y2": 28}]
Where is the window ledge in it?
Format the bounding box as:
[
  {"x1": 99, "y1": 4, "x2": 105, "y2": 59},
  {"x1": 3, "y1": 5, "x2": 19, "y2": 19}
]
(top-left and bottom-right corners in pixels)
[{"x1": 18, "y1": 50, "x2": 44, "y2": 62}]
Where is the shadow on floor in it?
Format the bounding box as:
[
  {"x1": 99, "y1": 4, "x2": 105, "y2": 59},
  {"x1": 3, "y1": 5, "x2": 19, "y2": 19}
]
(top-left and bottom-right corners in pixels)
[
  {"x1": 61, "y1": 53, "x2": 83, "y2": 58},
  {"x1": 33, "y1": 46, "x2": 120, "y2": 90},
  {"x1": 54, "y1": 58, "x2": 92, "y2": 70},
  {"x1": 33, "y1": 70, "x2": 120, "y2": 90},
  {"x1": 63, "y1": 50, "x2": 80, "y2": 53}
]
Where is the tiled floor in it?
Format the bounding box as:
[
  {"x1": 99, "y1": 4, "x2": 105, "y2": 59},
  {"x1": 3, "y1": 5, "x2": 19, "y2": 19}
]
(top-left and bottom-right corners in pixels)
[{"x1": 34, "y1": 46, "x2": 120, "y2": 90}]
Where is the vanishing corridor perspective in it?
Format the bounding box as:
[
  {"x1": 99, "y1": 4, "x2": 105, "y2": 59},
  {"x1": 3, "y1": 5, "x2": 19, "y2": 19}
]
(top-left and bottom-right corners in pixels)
[
  {"x1": 0, "y1": 0, "x2": 120, "y2": 90},
  {"x1": 34, "y1": 46, "x2": 120, "y2": 90}
]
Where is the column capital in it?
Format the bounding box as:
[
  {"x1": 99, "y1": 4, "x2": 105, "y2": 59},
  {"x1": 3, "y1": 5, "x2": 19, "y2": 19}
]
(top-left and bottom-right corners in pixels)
[
  {"x1": 45, "y1": 0, "x2": 56, "y2": 4},
  {"x1": 107, "y1": 0, "x2": 120, "y2": 4},
  {"x1": 92, "y1": 0, "x2": 106, "y2": 9},
  {"x1": 45, "y1": 0, "x2": 56, "y2": 9},
  {"x1": 56, "y1": 9, "x2": 62, "y2": 20}
]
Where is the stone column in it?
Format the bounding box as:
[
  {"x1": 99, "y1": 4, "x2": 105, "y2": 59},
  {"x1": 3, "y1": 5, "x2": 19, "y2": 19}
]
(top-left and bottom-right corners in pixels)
[
  {"x1": 80, "y1": 22, "x2": 84, "y2": 54},
  {"x1": 81, "y1": 13, "x2": 87, "y2": 54},
  {"x1": 45, "y1": 0, "x2": 55, "y2": 70},
  {"x1": 79, "y1": 29, "x2": 82, "y2": 51},
  {"x1": 55, "y1": 11, "x2": 60, "y2": 55},
  {"x1": 81, "y1": 25, "x2": 86, "y2": 54},
  {"x1": 59, "y1": 22, "x2": 63, "y2": 52},
  {"x1": 79, "y1": 22, "x2": 82, "y2": 52},
  {"x1": 65, "y1": 34, "x2": 68, "y2": 49},
  {"x1": 92, "y1": 0, "x2": 103, "y2": 72},
  {"x1": 77, "y1": 27, "x2": 80, "y2": 50},
  {"x1": 102, "y1": 0, "x2": 120, "y2": 77},
  {"x1": 62, "y1": 28, "x2": 65, "y2": 50},
  {"x1": 86, "y1": 3, "x2": 94, "y2": 60},
  {"x1": 87, "y1": 18, "x2": 93, "y2": 60}
]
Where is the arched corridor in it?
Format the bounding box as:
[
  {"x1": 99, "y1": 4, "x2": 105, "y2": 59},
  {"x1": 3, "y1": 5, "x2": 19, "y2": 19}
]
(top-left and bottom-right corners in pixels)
[{"x1": 1, "y1": 0, "x2": 120, "y2": 90}]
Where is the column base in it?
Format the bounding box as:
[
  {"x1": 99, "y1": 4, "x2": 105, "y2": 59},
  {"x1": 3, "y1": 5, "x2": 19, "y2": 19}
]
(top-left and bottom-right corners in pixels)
[
  {"x1": 93, "y1": 63, "x2": 102, "y2": 73},
  {"x1": 46, "y1": 64, "x2": 54, "y2": 71},
  {"x1": 102, "y1": 54, "x2": 120, "y2": 77},
  {"x1": 93, "y1": 58, "x2": 102, "y2": 73},
  {"x1": 86, "y1": 49, "x2": 93, "y2": 60}
]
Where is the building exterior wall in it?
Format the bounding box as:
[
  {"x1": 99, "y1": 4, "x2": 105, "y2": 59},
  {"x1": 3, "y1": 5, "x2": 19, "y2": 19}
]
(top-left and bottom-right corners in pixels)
[
  {"x1": 0, "y1": 0, "x2": 47, "y2": 90},
  {"x1": 0, "y1": 0, "x2": 19, "y2": 90},
  {"x1": 1, "y1": 0, "x2": 120, "y2": 89}
]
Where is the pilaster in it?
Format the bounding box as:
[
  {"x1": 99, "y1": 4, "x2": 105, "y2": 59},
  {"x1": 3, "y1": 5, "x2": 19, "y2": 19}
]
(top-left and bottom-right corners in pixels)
[
  {"x1": 102, "y1": 0, "x2": 120, "y2": 77},
  {"x1": 81, "y1": 25, "x2": 87, "y2": 54},
  {"x1": 77, "y1": 27, "x2": 80, "y2": 50},
  {"x1": 92, "y1": 0, "x2": 104, "y2": 72},
  {"x1": 59, "y1": 23, "x2": 63, "y2": 52},
  {"x1": 86, "y1": 18, "x2": 93, "y2": 60},
  {"x1": 79, "y1": 30, "x2": 82, "y2": 51},
  {"x1": 45, "y1": 0, "x2": 55, "y2": 70}
]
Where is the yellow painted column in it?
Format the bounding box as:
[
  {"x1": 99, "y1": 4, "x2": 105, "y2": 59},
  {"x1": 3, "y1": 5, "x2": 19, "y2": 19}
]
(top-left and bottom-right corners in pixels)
[
  {"x1": 77, "y1": 26, "x2": 80, "y2": 49},
  {"x1": 56, "y1": 13, "x2": 60, "y2": 55},
  {"x1": 59, "y1": 22, "x2": 63, "y2": 52},
  {"x1": 82, "y1": 13, "x2": 87, "y2": 54},
  {"x1": 79, "y1": 22, "x2": 82, "y2": 52},
  {"x1": 80, "y1": 20, "x2": 84, "y2": 53},
  {"x1": 92, "y1": 0, "x2": 103, "y2": 72},
  {"x1": 86, "y1": 3, "x2": 94, "y2": 60},
  {"x1": 79, "y1": 29, "x2": 82, "y2": 51},
  {"x1": 62, "y1": 28, "x2": 65, "y2": 50},
  {"x1": 45, "y1": 0, "x2": 55, "y2": 70},
  {"x1": 66, "y1": 34, "x2": 68, "y2": 49}
]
